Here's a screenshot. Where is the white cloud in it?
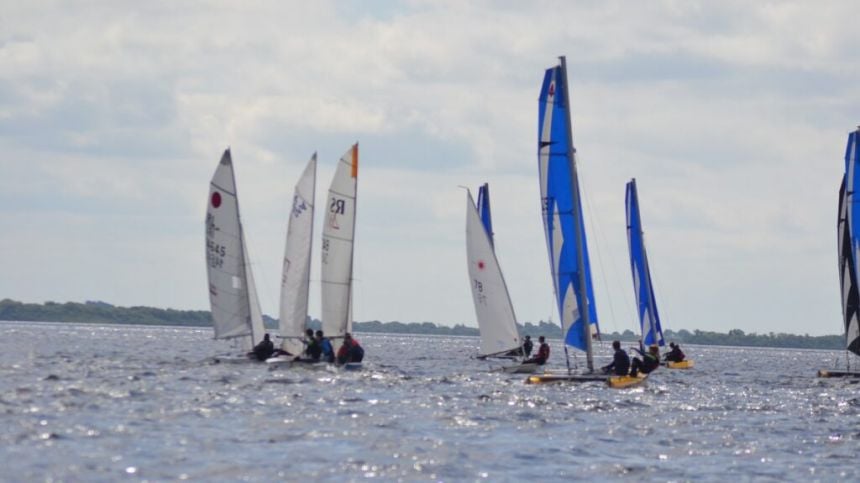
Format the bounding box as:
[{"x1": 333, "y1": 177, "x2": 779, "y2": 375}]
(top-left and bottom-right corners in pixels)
[{"x1": 0, "y1": 0, "x2": 857, "y2": 336}]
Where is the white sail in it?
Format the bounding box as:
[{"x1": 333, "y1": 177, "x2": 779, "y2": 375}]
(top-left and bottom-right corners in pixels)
[
  {"x1": 278, "y1": 154, "x2": 318, "y2": 355},
  {"x1": 321, "y1": 144, "x2": 358, "y2": 350},
  {"x1": 242, "y1": 227, "x2": 266, "y2": 351},
  {"x1": 206, "y1": 149, "x2": 253, "y2": 342},
  {"x1": 465, "y1": 191, "x2": 521, "y2": 356}
]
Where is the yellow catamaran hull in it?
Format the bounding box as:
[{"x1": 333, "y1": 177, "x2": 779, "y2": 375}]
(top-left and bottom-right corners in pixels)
[{"x1": 666, "y1": 360, "x2": 694, "y2": 369}]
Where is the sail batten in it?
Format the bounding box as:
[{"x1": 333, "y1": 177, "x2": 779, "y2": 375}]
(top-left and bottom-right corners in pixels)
[
  {"x1": 278, "y1": 154, "x2": 317, "y2": 355},
  {"x1": 626, "y1": 178, "x2": 665, "y2": 348},
  {"x1": 466, "y1": 187, "x2": 521, "y2": 357},
  {"x1": 538, "y1": 58, "x2": 599, "y2": 368}
]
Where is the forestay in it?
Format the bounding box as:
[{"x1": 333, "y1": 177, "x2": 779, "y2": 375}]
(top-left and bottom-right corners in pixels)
[
  {"x1": 537, "y1": 59, "x2": 599, "y2": 359},
  {"x1": 466, "y1": 189, "x2": 521, "y2": 357},
  {"x1": 205, "y1": 149, "x2": 265, "y2": 349},
  {"x1": 321, "y1": 144, "x2": 359, "y2": 350},
  {"x1": 841, "y1": 129, "x2": 860, "y2": 355},
  {"x1": 278, "y1": 154, "x2": 318, "y2": 355},
  {"x1": 625, "y1": 178, "x2": 665, "y2": 348}
]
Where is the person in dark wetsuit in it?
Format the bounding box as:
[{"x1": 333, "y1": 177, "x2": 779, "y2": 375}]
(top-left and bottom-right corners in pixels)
[
  {"x1": 523, "y1": 336, "x2": 550, "y2": 365},
  {"x1": 252, "y1": 333, "x2": 275, "y2": 361},
  {"x1": 316, "y1": 330, "x2": 335, "y2": 363},
  {"x1": 664, "y1": 342, "x2": 685, "y2": 363},
  {"x1": 629, "y1": 344, "x2": 660, "y2": 377},
  {"x1": 522, "y1": 335, "x2": 534, "y2": 358},
  {"x1": 601, "y1": 340, "x2": 630, "y2": 376},
  {"x1": 293, "y1": 328, "x2": 322, "y2": 362}
]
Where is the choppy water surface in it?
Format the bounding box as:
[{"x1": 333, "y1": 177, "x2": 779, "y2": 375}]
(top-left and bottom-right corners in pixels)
[{"x1": 1, "y1": 321, "x2": 859, "y2": 481}]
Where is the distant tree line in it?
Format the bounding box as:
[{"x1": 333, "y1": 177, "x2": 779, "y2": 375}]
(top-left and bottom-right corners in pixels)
[{"x1": 0, "y1": 299, "x2": 845, "y2": 350}]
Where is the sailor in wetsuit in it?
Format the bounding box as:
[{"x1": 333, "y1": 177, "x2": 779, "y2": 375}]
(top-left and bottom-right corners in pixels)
[
  {"x1": 251, "y1": 333, "x2": 275, "y2": 361},
  {"x1": 664, "y1": 342, "x2": 685, "y2": 363},
  {"x1": 522, "y1": 335, "x2": 534, "y2": 358},
  {"x1": 523, "y1": 336, "x2": 550, "y2": 365},
  {"x1": 601, "y1": 340, "x2": 631, "y2": 375},
  {"x1": 629, "y1": 344, "x2": 660, "y2": 377},
  {"x1": 336, "y1": 333, "x2": 365, "y2": 365},
  {"x1": 316, "y1": 330, "x2": 335, "y2": 363}
]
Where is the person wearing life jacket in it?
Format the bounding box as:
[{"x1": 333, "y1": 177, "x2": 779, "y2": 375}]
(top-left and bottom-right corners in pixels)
[
  {"x1": 522, "y1": 335, "x2": 534, "y2": 358},
  {"x1": 251, "y1": 333, "x2": 275, "y2": 361},
  {"x1": 629, "y1": 344, "x2": 660, "y2": 377},
  {"x1": 664, "y1": 342, "x2": 685, "y2": 363},
  {"x1": 524, "y1": 336, "x2": 550, "y2": 365},
  {"x1": 337, "y1": 333, "x2": 364, "y2": 364},
  {"x1": 292, "y1": 328, "x2": 322, "y2": 362},
  {"x1": 316, "y1": 330, "x2": 335, "y2": 363},
  {"x1": 601, "y1": 340, "x2": 631, "y2": 376}
]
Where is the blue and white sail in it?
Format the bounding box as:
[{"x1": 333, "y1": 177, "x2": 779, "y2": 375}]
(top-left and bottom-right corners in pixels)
[
  {"x1": 477, "y1": 183, "x2": 494, "y2": 246},
  {"x1": 537, "y1": 58, "x2": 599, "y2": 362},
  {"x1": 625, "y1": 178, "x2": 665, "y2": 348},
  {"x1": 841, "y1": 129, "x2": 860, "y2": 355}
]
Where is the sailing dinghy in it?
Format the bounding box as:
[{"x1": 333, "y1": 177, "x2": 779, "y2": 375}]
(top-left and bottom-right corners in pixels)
[
  {"x1": 266, "y1": 154, "x2": 318, "y2": 369},
  {"x1": 819, "y1": 127, "x2": 860, "y2": 378},
  {"x1": 466, "y1": 184, "x2": 538, "y2": 374},
  {"x1": 626, "y1": 179, "x2": 694, "y2": 371},
  {"x1": 205, "y1": 149, "x2": 267, "y2": 361},
  {"x1": 321, "y1": 144, "x2": 362, "y2": 370},
  {"x1": 525, "y1": 57, "x2": 621, "y2": 386}
]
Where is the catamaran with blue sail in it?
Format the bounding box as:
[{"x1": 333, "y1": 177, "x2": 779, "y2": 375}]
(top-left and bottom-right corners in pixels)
[
  {"x1": 526, "y1": 57, "x2": 637, "y2": 387},
  {"x1": 626, "y1": 178, "x2": 693, "y2": 370},
  {"x1": 465, "y1": 183, "x2": 536, "y2": 373},
  {"x1": 820, "y1": 127, "x2": 860, "y2": 378}
]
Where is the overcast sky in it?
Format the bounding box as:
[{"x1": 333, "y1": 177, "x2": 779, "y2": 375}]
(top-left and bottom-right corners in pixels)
[{"x1": 1, "y1": 1, "x2": 857, "y2": 336}]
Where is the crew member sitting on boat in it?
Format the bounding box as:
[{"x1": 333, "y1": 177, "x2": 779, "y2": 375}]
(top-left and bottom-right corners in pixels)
[
  {"x1": 601, "y1": 340, "x2": 630, "y2": 376},
  {"x1": 522, "y1": 335, "x2": 533, "y2": 358},
  {"x1": 337, "y1": 333, "x2": 365, "y2": 365},
  {"x1": 629, "y1": 344, "x2": 660, "y2": 377},
  {"x1": 251, "y1": 333, "x2": 275, "y2": 361},
  {"x1": 664, "y1": 342, "x2": 685, "y2": 363},
  {"x1": 523, "y1": 336, "x2": 550, "y2": 365},
  {"x1": 316, "y1": 330, "x2": 335, "y2": 363},
  {"x1": 293, "y1": 328, "x2": 322, "y2": 362}
]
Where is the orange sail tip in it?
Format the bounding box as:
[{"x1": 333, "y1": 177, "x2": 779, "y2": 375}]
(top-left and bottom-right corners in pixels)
[{"x1": 351, "y1": 143, "x2": 359, "y2": 178}]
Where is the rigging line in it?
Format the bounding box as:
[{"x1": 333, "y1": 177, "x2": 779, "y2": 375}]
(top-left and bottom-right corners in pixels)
[
  {"x1": 575, "y1": 157, "x2": 623, "y2": 334},
  {"x1": 579, "y1": 159, "x2": 638, "y2": 334},
  {"x1": 646, "y1": 233, "x2": 675, "y2": 335}
]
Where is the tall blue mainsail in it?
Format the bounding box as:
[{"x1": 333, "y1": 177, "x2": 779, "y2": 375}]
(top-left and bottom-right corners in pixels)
[
  {"x1": 477, "y1": 183, "x2": 494, "y2": 246},
  {"x1": 625, "y1": 178, "x2": 665, "y2": 347},
  {"x1": 537, "y1": 57, "x2": 599, "y2": 367},
  {"x1": 841, "y1": 129, "x2": 860, "y2": 355}
]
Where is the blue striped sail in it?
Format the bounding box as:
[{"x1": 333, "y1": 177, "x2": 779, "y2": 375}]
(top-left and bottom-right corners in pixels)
[
  {"x1": 625, "y1": 179, "x2": 665, "y2": 347},
  {"x1": 537, "y1": 63, "x2": 599, "y2": 352},
  {"x1": 842, "y1": 129, "x2": 860, "y2": 355},
  {"x1": 477, "y1": 183, "x2": 494, "y2": 246}
]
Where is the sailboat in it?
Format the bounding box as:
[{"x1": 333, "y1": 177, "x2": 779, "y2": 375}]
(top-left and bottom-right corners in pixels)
[
  {"x1": 321, "y1": 143, "x2": 361, "y2": 368},
  {"x1": 819, "y1": 127, "x2": 860, "y2": 378},
  {"x1": 465, "y1": 184, "x2": 536, "y2": 373},
  {"x1": 205, "y1": 148, "x2": 267, "y2": 359},
  {"x1": 266, "y1": 154, "x2": 318, "y2": 368},
  {"x1": 525, "y1": 57, "x2": 610, "y2": 385},
  {"x1": 626, "y1": 178, "x2": 693, "y2": 370}
]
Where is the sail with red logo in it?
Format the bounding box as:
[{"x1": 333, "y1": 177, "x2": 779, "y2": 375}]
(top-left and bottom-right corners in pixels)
[
  {"x1": 205, "y1": 148, "x2": 266, "y2": 353},
  {"x1": 465, "y1": 186, "x2": 522, "y2": 361}
]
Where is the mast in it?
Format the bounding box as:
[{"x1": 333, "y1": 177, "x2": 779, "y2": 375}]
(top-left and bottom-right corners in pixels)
[{"x1": 559, "y1": 56, "x2": 594, "y2": 372}]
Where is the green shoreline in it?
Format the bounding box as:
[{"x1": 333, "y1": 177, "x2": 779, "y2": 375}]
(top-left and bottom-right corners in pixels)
[{"x1": 0, "y1": 298, "x2": 845, "y2": 350}]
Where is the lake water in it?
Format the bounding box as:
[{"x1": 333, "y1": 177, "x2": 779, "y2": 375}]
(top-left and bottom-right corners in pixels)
[{"x1": 1, "y1": 321, "x2": 859, "y2": 481}]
